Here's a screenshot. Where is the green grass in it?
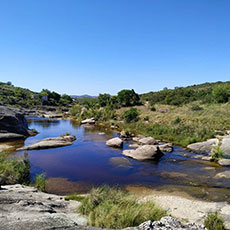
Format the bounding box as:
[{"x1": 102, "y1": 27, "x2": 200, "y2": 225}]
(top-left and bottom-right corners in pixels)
[
  {"x1": 0, "y1": 151, "x2": 30, "y2": 185},
  {"x1": 77, "y1": 185, "x2": 166, "y2": 228},
  {"x1": 64, "y1": 193, "x2": 85, "y2": 202},
  {"x1": 204, "y1": 212, "x2": 225, "y2": 230}
]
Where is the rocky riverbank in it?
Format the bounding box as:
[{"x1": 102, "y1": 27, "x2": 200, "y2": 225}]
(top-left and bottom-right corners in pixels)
[{"x1": 0, "y1": 184, "x2": 209, "y2": 230}]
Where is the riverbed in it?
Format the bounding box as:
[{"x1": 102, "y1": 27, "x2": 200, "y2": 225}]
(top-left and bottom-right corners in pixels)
[{"x1": 6, "y1": 117, "x2": 230, "y2": 201}]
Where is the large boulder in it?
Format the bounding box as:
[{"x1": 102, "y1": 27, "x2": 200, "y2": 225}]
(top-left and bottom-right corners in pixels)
[
  {"x1": 0, "y1": 106, "x2": 30, "y2": 140},
  {"x1": 187, "y1": 136, "x2": 230, "y2": 157},
  {"x1": 17, "y1": 136, "x2": 76, "y2": 151},
  {"x1": 106, "y1": 137, "x2": 123, "y2": 148},
  {"x1": 122, "y1": 145, "x2": 163, "y2": 161}
]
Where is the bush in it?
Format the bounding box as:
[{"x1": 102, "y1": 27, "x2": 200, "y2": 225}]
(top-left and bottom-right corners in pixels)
[
  {"x1": 33, "y1": 173, "x2": 47, "y2": 192},
  {"x1": 78, "y1": 186, "x2": 166, "y2": 228},
  {"x1": 70, "y1": 105, "x2": 82, "y2": 117},
  {"x1": 117, "y1": 89, "x2": 140, "y2": 107},
  {"x1": 122, "y1": 108, "x2": 139, "y2": 123},
  {"x1": 173, "y1": 117, "x2": 181, "y2": 125},
  {"x1": 211, "y1": 137, "x2": 224, "y2": 162},
  {"x1": 150, "y1": 106, "x2": 156, "y2": 111},
  {"x1": 0, "y1": 152, "x2": 30, "y2": 185},
  {"x1": 204, "y1": 212, "x2": 225, "y2": 230}
]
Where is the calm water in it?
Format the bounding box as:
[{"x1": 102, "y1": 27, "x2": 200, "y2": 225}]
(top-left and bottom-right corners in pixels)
[{"x1": 12, "y1": 118, "x2": 230, "y2": 201}]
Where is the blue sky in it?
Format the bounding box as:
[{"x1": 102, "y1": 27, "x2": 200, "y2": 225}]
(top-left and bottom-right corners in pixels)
[{"x1": 0, "y1": 0, "x2": 229, "y2": 95}]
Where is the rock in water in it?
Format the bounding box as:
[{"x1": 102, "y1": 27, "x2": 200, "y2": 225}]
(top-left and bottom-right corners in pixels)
[
  {"x1": 81, "y1": 118, "x2": 96, "y2": 125},
  {"x1": 138, "y1": 137, "x2": 157, "y2": 145},
  {"x1": 0, "y1": 106, "x2": 30, "y2": 141},
  {"x1": 218, "y1": 159, "x2": 230, "y2": 166},
  {"x1": 106, "y1": 137, "x2": 123, "y2": 148},
  {"x1": 123, "y1": 145, "x2": 163, "y2": 160},
  {"x1": 187, "y1": 136, "x2": 230, "y2": 157},
  {"x1": 159, "y1": 143, "x2": 174, "y2": 153},
  {"x1": 17, "y1": 136, "x2": 76, "y2": 150}
]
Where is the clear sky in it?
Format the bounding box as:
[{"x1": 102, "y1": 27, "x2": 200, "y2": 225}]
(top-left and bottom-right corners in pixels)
[{"x1": 0, "y1": 0, "x2": 229, "y2": 95}]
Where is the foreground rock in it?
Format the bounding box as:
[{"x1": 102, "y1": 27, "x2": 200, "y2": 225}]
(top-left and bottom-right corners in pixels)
[
  {"x1": 0, "y1": 106, "x2": 33, "y2": 141},
  {"x1": 187, "y1": 136, "x2": 230, "y2": 157},
  {"x1": 106, "y1": 137, "x2": 123, "y2": 148},
  {"x1": 17, "y1": 135, "x2": 76, "y2": 150},
  {"x1": 0, "y1": 185, "x2": 209, "y2": 230},
  {"x1": 140, "y1": 216, "x2": 206, "y2": 230},
  {"x1": 81, "y1": 118, "x2": 96, "y2": 125},
  {"x1": 0, "y1": 184, "x2": 88, "y2": 230},
  {"x1": 123, "y1": 145, "x2": 163, "y2": 161}
]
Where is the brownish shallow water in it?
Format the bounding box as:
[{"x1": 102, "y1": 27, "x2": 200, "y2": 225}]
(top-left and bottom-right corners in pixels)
[{"x1": 8, "y1": 117, "x2": 230, "y2": 201}]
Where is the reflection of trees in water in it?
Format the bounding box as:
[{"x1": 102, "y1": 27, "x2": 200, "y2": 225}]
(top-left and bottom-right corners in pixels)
[
  {"x1": 28, "y1": 119, "x2": 60, "y2": 128},
  {"x1": 69, "y1": 119, "x2": 81, "y2": 129}
]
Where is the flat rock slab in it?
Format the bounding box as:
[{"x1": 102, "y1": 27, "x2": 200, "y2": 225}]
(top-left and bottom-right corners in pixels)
[
  {"x1": 81, "y1": 118, "x2": 95, "y2": 125},
  {"x1": 218, "y1": 159, "x2": 230, "y2": 166},
  {"x1": 17, "y1": 136, "x2": 76, "y2": 150},
  {"x1": 0, "y1": 133, "x2": 25, "y2": 142},
  {"x1": 0, "y1": 184, "x2": 88, "y2": 230}
]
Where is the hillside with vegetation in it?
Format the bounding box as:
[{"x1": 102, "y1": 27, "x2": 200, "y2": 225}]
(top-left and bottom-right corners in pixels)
[
  {"x1": 69, "y1": 81, "x2": 230, "y2": 147},
  {"x1": 0, "y1": 81, "x2": 72, "y2": 108}
]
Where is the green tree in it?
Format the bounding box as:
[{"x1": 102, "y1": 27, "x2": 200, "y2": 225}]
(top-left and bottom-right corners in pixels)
[
  {"x1": 60, "y1": 94, "x2": 72, "y2": 105},
  {"x1": 117, "y1": 89, "x2": 140, "y2": 107},
  {"x1": 212, "y1": 84, "x2": 230, "y2": 103},
  {"x1": 98, "y1": 93, "x2": 111, "y2": 107}
]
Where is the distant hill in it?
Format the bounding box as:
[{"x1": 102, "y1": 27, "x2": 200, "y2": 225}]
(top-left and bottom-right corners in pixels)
[{"x1": 70, "y1": 94, "x2": 97, "y2": 98}]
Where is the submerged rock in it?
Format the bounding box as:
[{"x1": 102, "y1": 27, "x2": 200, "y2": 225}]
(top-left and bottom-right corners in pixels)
[
  {"x1": 106, "y1": 137, "x2": 123, "y2": 148},
  {"x1": 109, "y1": 157, "x2": 132, "y2": 168},
  {"x1": 123, "y1": 145, "x2": 163, "y2": 161},
  {"x1": 17, "y1": 135, "x2": 76, "y2": 150}
]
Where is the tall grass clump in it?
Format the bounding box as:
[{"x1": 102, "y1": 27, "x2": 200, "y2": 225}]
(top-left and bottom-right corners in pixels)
[
  {"x1": 204, "y1": 212, "x2": 225, "y2": 230},
  {"x1": 211, "y1": 137, "x2": 224, "y2": 162},
  {"x1": 78, "y1": 185, "x2": 166, "y2": 228},
  {"x1": 33, "y1": 173, "x2": 47, "y2": 192}
]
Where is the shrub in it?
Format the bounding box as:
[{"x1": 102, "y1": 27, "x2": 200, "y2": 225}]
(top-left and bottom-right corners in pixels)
[
  {"x1": 204, "y1": 212, "x2": 225, "y2": 230},
  {"x1": 211, "y1": 137, "x2": 224, "y2": 162},
  {"x1": 78, "y1": 186, "x2": 166, "y2": 228},
  {"x1": 122, "y1": 108, "x2": 139, "y2": 123},
  {"x1": 0, "y1": 152, "x2": 30, "y2": 185},
  {"x1": 173, "y1": 117, "x2": 181, "y2": 125},
  {"x1": 33, "y1": 173, "x2": 47, "y2": 192},
  {"x1": 70, "y1": 105, "x2": 82, "y2": 117},
  {"x1": 117, "y1": 89, "x2": 140, "y2": 107},
  {"x1": 150, "y1": 106, "x2": 156, "y2": 111},
  {"x1": 60, "y1": 132, "x2": 70, "y2": 137}
]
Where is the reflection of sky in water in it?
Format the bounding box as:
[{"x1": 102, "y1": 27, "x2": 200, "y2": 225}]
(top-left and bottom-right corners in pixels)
[{"x1": 14, "y1": 118, "x2": 230, "y2": 200}]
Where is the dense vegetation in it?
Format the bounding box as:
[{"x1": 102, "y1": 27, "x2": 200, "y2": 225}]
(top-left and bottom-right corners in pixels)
[
  {"x1": 77, "y1": 185, "x2": 166, "y2": 228},
  {"x1": 141, "y1": 81, "x2": 230, "y2": 106},
  {"x1": 0, "y1": 81, "x2": 72, "y2": 108},
  {"x1": 204, "y1": 212, "x2": 226, "y2": 230}
]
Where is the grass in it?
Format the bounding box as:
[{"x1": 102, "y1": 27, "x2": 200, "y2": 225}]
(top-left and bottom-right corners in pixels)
[
  {"x1": 211, "y1": 137, "x2": 224, "y2": 162},
  {"x1": 77, "y1": 185, "x2": 166, "y2": 228},
  {"x1": 33, "y1": 173, "x2": 47, "y2": 192},
  {"x1": 0, "y1": 151, "x2": 30, "y2": 185},
  {"x1": 204, "y1": 212, "x2": 225, "y2": 230},
  {"x1": 64, "y1": 193, "x2": 85, "y2": 202},
  {"x1": 115, "y1": 102, "x2": 230, "y2": 147}
]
